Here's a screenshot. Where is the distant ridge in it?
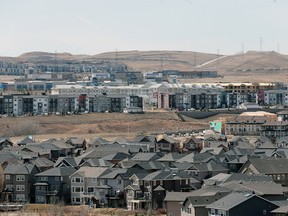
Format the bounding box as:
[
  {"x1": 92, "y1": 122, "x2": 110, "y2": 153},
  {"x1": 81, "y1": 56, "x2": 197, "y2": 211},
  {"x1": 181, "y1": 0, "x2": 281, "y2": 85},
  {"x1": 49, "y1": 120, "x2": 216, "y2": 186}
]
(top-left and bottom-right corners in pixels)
[{"x1": 1, "y1": 50, "x2": 288, "y2": 76}]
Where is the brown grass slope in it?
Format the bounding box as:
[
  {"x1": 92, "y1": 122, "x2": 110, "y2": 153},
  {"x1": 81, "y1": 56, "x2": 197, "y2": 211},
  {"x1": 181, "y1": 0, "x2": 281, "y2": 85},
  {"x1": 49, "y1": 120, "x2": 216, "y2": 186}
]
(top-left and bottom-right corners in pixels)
[{"x1": 198, "y1": 51, "x2": 288, "y2": 76}]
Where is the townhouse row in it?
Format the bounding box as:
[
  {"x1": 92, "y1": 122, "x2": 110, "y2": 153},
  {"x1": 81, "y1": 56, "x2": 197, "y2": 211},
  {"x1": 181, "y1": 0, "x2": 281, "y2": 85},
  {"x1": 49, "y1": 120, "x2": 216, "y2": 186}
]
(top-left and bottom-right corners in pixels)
[{"x1": 0, "y1": 82, "x2": 286, "y2": 116}]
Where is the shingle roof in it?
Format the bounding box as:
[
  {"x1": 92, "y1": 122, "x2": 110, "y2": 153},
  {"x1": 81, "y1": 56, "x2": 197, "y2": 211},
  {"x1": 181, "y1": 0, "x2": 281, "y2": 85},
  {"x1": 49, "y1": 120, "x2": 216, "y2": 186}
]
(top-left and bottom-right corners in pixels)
[
  {"x1": 271, "y1": 205, "x2": 288, "y2": 213},
  {"x1": 71, "y1": 167, "x2": 107, "y2": 178},
  {"x1": 131, "y1": 153, "x2": 162, "y2": 161},
  {"x1": 102, "y1": 152, "x2": 132, "y2": 161},
  {"x1": 17, "y1": 136, "x2": 36, "y2": 145},
  {"x1": 4, "y1": 163, "x2": 36, "y2": 174},
  {"x1": 82, "y1": 158, "x2": 113, "y2": 167},
  {"x1": 248, "y1": 158, "x2": 288, "y2": 174},
  {"x1": 87, "y1": 137, "x2": 109, "y2": 145},
  {"x1": 206, "y1": 192, "x2": 247, "y2": 210},
  {"x1": 185, "y1": 193, "x2": 226, "y2": 207},
  {"x1": 157, "y1": 153, "x2": 184, "y2": 162},
  {"x1": 176, "y1": 152, "x2": 214, "y2": 163},
  {"x1": 164, "y1": 191, "x2": 196, "y2": 202},
  {"x1": 35, "y1": 167, "x2": 76, "y2": 177}
]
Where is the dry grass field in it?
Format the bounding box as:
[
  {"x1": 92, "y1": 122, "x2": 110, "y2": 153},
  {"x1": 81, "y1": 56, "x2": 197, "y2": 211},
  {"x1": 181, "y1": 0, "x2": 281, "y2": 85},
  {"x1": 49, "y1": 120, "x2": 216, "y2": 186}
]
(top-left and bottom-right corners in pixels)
[
  {"x1": 1, "y1": 204, "x2": 164, "y2": 216},
  {"x1": 0, "y1": 111, "x2": 236, "y2": 143}
]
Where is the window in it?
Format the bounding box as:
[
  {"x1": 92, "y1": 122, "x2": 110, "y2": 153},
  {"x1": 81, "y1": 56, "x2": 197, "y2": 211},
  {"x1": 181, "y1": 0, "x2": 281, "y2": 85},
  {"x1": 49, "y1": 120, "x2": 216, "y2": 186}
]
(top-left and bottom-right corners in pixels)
[
  {"x1": 117, "y1": 179, "x2": 122, "y2": 185},
  {"x1": 92, "y1": 178, "x2": 97, "y2": 183},
  {"x1": 72, "y1": 186, "x2": 84, "y2": 193},
  {"x1": 16, "y1": 185, "x2": 25, "y2": 191},
  {"x1": 16, "y1": 175, "x2": 25, "y2": 181},
  {"x1": 36, "y1": 186, "x2": 46, "y2": 191},
  {"x1": 87, "y1": 187, "x2": 94, "y2": 193},
  {"x1": 5, "y1": 175, "x2": 10, "y2": 180},
  {"x1": 39, "y1": 176, "x2": 48, "y2": 181},
  {"x1": 72, "y1": 177, "x2": 83, "y2": 183},
  {"x1": 55, "y1": 177, "x2": 60, "y2": 181},
  {"x1": 16, "y1": 194, "x2": 25, "y2": 201},
  {"x1": 6, "y1": 185, "x2": 13, "y2": 191},
  {"x1": 132, "y1": 179, "x2": 139, "y2": 185}
]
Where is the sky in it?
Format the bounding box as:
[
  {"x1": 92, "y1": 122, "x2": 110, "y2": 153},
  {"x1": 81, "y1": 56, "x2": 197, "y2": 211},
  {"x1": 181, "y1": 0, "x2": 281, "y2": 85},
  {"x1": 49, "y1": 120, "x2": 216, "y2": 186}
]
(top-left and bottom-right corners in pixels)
[{"x1": 0, "y1": 0, "x2": 287, "y2": 57}]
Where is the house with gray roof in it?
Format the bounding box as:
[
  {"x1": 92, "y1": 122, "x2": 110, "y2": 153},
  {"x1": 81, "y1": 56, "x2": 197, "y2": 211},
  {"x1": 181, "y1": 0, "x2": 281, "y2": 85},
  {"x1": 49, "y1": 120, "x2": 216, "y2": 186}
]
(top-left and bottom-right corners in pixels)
[
  {"x1": 3, "y1": 163, "x2": 39, "y2": 202},
  {"x1": 99, "y1": 167, "x2": 148, "y2": 208},
  {"x1": 54, "y1": 157, "x2": 85, "y2": 169},
  {"x1": 239, "y1": 158, "x2": 288, "y2": 186},
  {"x1": 0, "y1": 137, "x2": 13, "y2": 150},
  {"x1": 125, "y1": 170, "x2": 199, "y2": 211},
  {"x1": 17, "y1": 136, "x2": 36, "y2": 146},
  {"x1": 34, "y1": 167, "x2": 76, "y2": 204},
  {"x1": 206, "y1": 192, "x2": 279, "y2": 216},
  {"x1": 182, "y1": 136, "x2": 203, "y2": 153},
  {"x1": 69, "y1": 167, "x2": 108, "y2": 206},
  {"x1": 181, "y1": 192, "x2": 228, "y2": 216}
]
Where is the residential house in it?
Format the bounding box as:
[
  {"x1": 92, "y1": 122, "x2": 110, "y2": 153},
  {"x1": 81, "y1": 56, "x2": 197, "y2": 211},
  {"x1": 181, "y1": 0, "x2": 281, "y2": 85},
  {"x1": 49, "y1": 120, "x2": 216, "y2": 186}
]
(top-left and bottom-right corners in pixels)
[
  {"x1": 0, "y1": 137, "x2": 13, "y2": 150},
  {"x1": 261, "y1": 121, "x2": 288, "y2": 142},
  {"x1": 17, "y1": 136, "x2": 36, "y2": 146},
  {"x1": 87, "y1": 137, "x2": 109, "y2": 148},
  {"x1": 39, "y1": 139, "x2": 74, "y2": 160},
  {"x1": 65, "y1": 137, "x2": 87, "y2": 156},
  {"x1": 182, "y1": 136, "x2": 203, "y2": 153},
  {"x1": 206, "y1": 192, "x2": 279, "y2": 216},
  {"x1": 181, "y1": 192, "x2": 227, "y2": 216},
  {"x1": 34, "y1": 167, "x2": 76, "y2": 204},
  {"x1": 3, "y1": 163, "x2": 39, "y2": 202},
  {"x1": 70, "y1": 167, "x2": 108, "y2": 206},
  {"x1": 155, "y1": 134, "x2": 178, "y2": 153},
  {"x1": 239, "y1": 158, "x2": 288, "y2": 186},
  {"x1": 99, "y1": 168, "x2": 147, "y2": 208},
  {"x1": 125, "y1": 170, "x2": 199, "y2": 210},
  {"x1": 133, "y1": 135, "x2": 156, "y2": 152}
]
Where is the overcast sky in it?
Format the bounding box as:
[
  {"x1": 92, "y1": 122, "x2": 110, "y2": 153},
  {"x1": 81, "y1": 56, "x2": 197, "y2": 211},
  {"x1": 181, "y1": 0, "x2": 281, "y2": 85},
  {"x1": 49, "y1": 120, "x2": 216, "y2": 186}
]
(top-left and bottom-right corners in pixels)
[{"x1": 0, "y1": 0, "x2": 287, "y2": 56}]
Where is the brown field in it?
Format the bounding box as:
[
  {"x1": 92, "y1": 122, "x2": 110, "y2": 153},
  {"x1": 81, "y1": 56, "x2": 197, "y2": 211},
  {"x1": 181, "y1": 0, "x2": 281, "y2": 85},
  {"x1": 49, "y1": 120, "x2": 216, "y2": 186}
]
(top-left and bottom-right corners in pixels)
[
  {"x1": 0, "y1": 111, "x2": 236, "y2": 143},
  {"x1": 1, "y1": 204, "x2": 164, "y2": 216},
  {"x1": 5, "y1": 50, "x2": 288, "y2": 82}
]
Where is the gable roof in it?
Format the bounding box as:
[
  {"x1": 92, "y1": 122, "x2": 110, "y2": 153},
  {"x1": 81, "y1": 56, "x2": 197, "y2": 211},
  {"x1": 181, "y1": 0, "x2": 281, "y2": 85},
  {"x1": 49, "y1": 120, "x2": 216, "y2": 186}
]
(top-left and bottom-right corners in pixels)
[
  {"x1": 17, "y1": 136, "x2": 36, "y2": 145},
  {"x1": 131, "y1": 153, "x2": 162, "y2": 162},
  {"x1": 133, "y1": 135, "x2": 156, "y2": 143},
  {"x1": 206, "y1": 192, "x2": 277, "y2": 211},
  {"x1": 87, "y1": 137, "x2": 109, "y2": 146},
  {"x1": 54, "y1": 157, "x2": 84, "y2": 168},
  {"x1": 246, "y1": 158, "x2": 288, "y2": 174},
  {"x1": 35, "y1": 167, "x2": 76, "y2": 177},
  {"x1": 184, "y1": 192, "x2": 226, "y2": 207},
  {"x1": 81, "y1": 158, "x2": 113, "y2": 167},
  {"x1": 4, "y1": 163, "x2": 37, "y2": 175},
  {"x1": 176, "y1": 152, "x2": 214, "y2": 163},
  {"x1": 71, "y1": 167, "x2": 107, "y2": 178}
]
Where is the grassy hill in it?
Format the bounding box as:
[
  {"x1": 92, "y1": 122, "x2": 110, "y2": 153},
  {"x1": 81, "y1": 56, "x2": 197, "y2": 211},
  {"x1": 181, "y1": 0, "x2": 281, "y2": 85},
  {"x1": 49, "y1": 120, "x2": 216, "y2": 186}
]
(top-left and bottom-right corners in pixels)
[{"x1": 1, "y1": 50, "x2": 288, "y2": 81}]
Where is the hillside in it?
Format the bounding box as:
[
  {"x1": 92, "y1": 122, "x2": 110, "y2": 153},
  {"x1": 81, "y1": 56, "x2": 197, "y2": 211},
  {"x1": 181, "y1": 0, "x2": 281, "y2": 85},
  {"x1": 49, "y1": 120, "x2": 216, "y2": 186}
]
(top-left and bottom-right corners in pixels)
[
  {"x1": 1, "y1": 50, "x2": 288, "y2": 81},
  {"x1": 197, "y1": 51, "x2": 288, "y2": 76}
]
